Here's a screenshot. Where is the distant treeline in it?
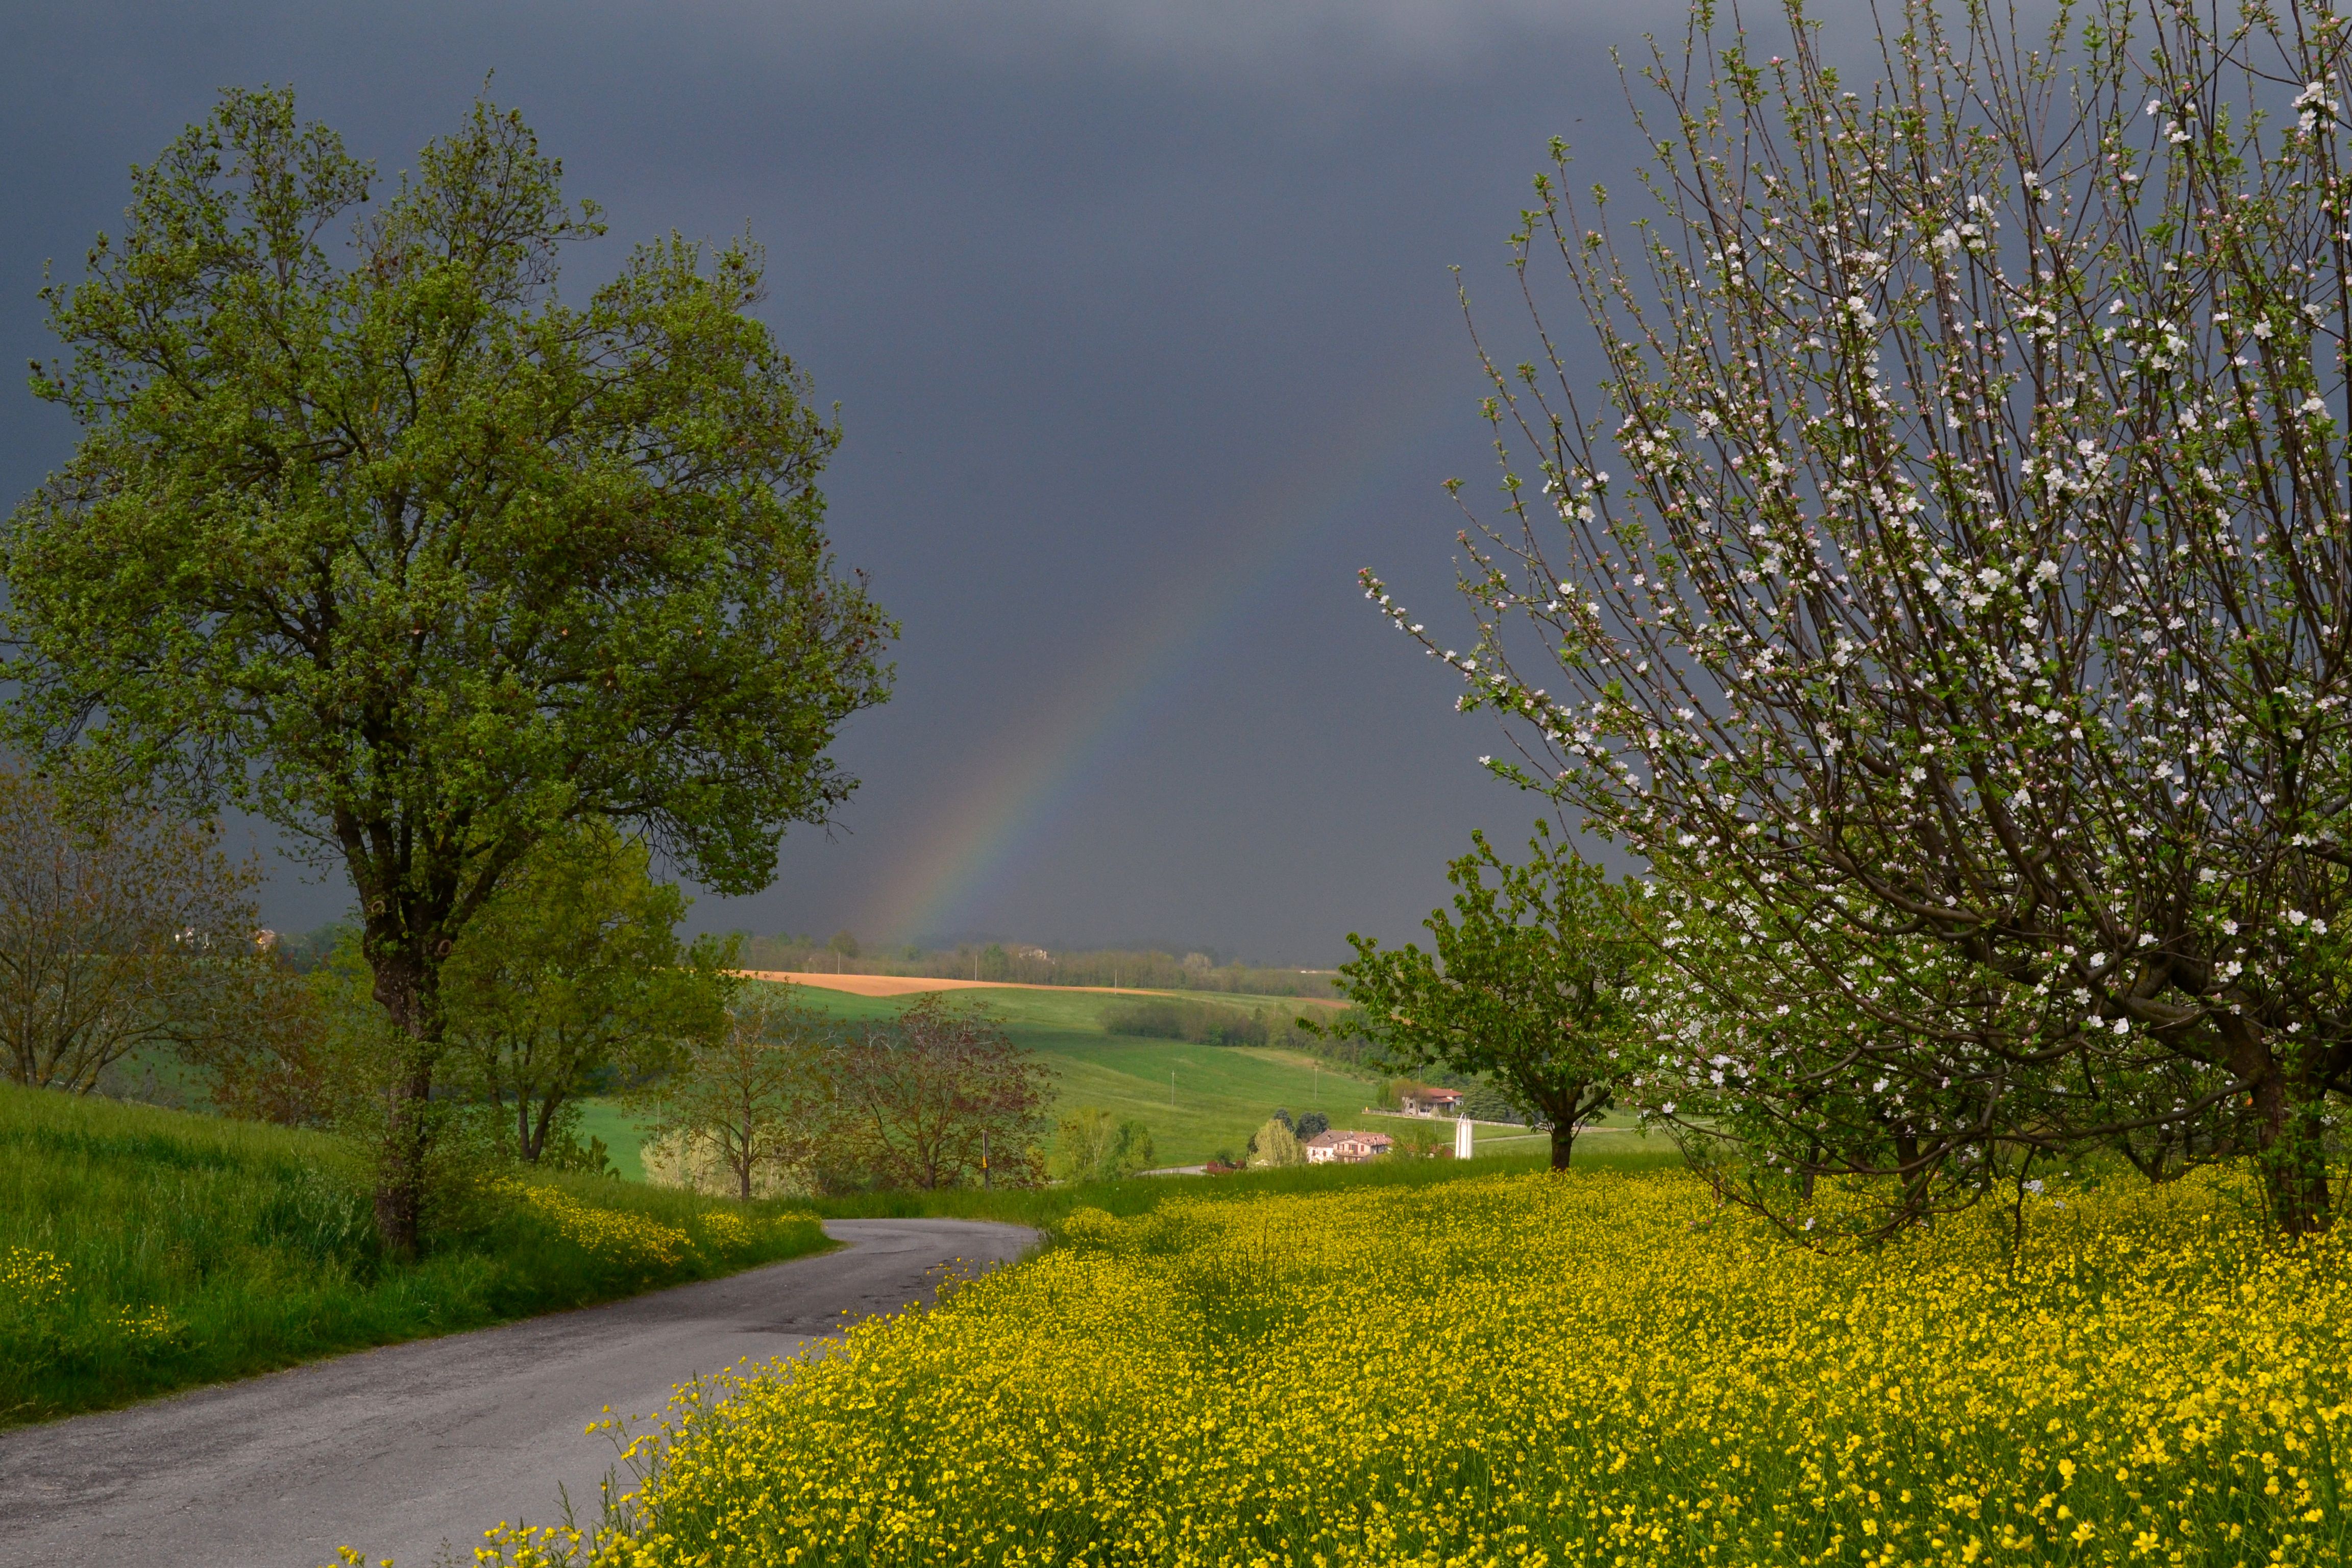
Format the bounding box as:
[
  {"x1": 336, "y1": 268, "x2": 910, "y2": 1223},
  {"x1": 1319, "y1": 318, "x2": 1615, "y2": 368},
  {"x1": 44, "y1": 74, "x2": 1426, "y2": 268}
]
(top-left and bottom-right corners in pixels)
[
  {"x1": 738, "y1": 936, "x2": 1342, "y2": 999},
  {"x1": 1100, "y1": 996, "x2": 1380, "y2": 1073}
]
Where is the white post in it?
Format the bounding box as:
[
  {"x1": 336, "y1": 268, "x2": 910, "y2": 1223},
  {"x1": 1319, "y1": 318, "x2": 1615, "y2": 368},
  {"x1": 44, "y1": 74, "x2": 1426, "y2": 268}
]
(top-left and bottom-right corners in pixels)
[{"x1": 1454, "y1": 1115, "x2": 1474, "y2": 1161}]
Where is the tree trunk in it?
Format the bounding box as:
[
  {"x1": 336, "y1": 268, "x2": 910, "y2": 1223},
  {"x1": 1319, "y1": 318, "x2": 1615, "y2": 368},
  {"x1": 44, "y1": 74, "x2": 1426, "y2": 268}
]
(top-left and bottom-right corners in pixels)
[
  {"x1": 1524, "y1": 1080, "x2": 1583, "y2": 1171},
  {"x1": 524, "y1": 1093, "x2": 561, "y2": 1163},
  {"x1": 374, "y1": 1052, "x2": 433, "y2": 1259},
  {"x1": 366, "y1": 936, "x2": 444, "y2": 1261},
  {"x1": 2226, "y1": 1015, "x2": 2331, "y2": 1236},
  {"x1": 2256, "y1": 1070, "x2": 2332, "y2": 1237}
]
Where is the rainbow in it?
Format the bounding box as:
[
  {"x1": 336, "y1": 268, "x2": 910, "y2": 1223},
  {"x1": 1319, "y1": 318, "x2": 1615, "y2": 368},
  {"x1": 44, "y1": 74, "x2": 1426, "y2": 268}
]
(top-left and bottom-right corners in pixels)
[{"x1": 871, "y1": 355, "x2": 1468, "y2": 944}]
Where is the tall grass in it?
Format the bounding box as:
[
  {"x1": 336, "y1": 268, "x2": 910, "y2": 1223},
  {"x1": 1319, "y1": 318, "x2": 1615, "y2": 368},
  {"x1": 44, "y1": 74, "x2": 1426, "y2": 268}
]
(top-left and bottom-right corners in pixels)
[{"x1": 0, "y1": 1084, "x2": 829, "y2": 1427}]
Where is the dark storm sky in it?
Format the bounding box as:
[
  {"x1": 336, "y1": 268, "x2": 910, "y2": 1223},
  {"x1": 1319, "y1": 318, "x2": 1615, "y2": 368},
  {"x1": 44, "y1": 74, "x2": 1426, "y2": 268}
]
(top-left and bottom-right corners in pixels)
[{"x1": 0, "y1": 0, "x2": 1686, "y2": 963}]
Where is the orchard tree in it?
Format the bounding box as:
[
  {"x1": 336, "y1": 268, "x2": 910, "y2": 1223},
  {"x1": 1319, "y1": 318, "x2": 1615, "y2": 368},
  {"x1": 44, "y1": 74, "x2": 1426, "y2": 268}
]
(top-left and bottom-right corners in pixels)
[
  {"x1": 1329, "y1": 823, "x2": 1644, "y2": 1169},
  {"x1": 442, "y1": 821, "x2": 735, "y2": 1164},
  {"x1": 3, "y1": 91, "x2": 893, "y2": 1253},
  {"x1": 1367, "y1": 0, "x2": 2352, "y2": 1231}
]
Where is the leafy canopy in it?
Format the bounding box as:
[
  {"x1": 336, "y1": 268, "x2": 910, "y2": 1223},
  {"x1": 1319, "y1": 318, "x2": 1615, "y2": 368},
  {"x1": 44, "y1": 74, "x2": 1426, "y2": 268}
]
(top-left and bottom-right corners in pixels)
[
  {"x1": 442, "y1": 821, "x2": 736, "y2": 1163},
  {"x1": 4, "y1": 86, "x2": 892, "y2": 975}
]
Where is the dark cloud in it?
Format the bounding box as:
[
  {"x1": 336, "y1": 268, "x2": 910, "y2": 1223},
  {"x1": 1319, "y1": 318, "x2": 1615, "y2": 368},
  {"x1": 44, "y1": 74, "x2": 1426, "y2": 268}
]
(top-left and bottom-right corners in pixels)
[{"x1": 0, "y1": 0, "x2": 1698, "y2": 962}]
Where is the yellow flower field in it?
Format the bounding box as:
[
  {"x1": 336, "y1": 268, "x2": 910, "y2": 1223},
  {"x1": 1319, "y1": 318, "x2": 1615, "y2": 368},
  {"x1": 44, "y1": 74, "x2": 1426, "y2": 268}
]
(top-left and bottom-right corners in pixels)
[
  {"x1": 496, "y1": 1180, "x2": 696, "y2": 1271},
  {"x1": 493, "y1": 1179, "x2": 819, "y2": 1277},
  {"x1": 479, "y1": 1170, "x2": 2352, "y2": 1568}
]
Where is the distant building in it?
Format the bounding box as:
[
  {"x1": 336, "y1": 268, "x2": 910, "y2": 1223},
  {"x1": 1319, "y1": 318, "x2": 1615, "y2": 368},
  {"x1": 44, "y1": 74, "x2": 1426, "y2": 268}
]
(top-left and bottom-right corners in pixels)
[
  {"x1": 1304, "y1": 1129, "x2": 1394, "y2": 1165},
  {"x1": 1397, "y1": 1086, "x2": 1464, "y2": 1117}
]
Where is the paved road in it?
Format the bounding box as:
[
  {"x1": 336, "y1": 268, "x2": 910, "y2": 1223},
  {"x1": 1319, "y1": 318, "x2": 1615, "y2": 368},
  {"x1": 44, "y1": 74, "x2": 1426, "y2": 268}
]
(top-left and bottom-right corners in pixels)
[{"x1": 0, "y1": 1218, "x2": 1037, "y2": 1568}]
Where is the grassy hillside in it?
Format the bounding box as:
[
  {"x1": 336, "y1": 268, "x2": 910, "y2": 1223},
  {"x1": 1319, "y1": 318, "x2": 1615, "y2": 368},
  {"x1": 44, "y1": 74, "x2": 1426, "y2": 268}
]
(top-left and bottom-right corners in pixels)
[
  {"x1": 582, "y1": 981, "x2": 1651, "y2": 1173},
  {"x1": 778, "y1": 979, "x2": 1656, "y2": 1165},
  {"x1": 0, "y1": 1083, "x2": 829, "y2": 1427}
]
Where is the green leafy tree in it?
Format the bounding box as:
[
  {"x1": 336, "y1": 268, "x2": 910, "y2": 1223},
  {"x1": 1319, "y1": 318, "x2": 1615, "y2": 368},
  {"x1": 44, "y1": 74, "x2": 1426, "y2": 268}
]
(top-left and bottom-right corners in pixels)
[
  {"x1": 1049, "y1": 1107, "x2": 1156, "y2": 1183},
  {"x1": 1245, "y1": 1117, "x2": 1304, "y2": 1169},
  {"x1": 638, "y1": 987, "x2": 838, "y2": 1202},
  {"x1": 442, "y1": 821, "x2": 736, "y2": 1164},
  {"x1": 1328, "y1": 824, "x2": 1643, "y2": 1169},
  {"x1": 3, "y1": 91, "x2": 893, "y2": 1252}
]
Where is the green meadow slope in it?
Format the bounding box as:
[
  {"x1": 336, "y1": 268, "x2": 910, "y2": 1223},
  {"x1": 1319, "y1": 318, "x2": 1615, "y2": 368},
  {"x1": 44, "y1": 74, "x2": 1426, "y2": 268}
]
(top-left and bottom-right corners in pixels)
[
  {"x1": 589, "y1": 981, "x2": 1655, "y2": 1171},
  {"x1": 0, "y1": 1084, "x2": 828, "y2": 1426}
]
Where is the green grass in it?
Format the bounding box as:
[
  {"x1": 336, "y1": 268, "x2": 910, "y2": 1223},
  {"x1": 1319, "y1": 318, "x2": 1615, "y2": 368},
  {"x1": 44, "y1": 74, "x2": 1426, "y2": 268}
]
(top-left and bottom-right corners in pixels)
[
  {"x1": 0, "y1": 1083, "x2": 831, "y2": 1427},
  {"x1": 801, "y1": 1138, "x2": 1686, "y2": 1231},
  {"x1": 576, "y1": 1097, "x2": 654, "y2": 1181}
]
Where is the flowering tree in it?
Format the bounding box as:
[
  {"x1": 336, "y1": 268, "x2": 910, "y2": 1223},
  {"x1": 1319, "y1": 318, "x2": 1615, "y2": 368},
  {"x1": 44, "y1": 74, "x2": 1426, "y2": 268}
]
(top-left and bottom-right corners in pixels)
[
  {"x1": 1327, "y1": 823, "x2": 1645, "y2": 1169},
  {"x1": 1368, "y1": 0, "x2": 2352, "y2": 1232}
]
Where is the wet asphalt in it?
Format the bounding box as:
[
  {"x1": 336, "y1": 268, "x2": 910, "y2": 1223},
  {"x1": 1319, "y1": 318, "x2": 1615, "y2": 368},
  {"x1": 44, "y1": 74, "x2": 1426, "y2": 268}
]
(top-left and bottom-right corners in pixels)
[{"x1": 0, "y1": 1217, "x2": 1039, "y2": 1568}]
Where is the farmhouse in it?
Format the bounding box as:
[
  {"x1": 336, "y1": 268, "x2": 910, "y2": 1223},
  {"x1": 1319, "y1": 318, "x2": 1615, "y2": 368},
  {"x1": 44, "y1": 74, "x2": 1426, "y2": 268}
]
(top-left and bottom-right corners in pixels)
[
  {"x1": 1396, "y1": 1086, "x2": 1463, "y2": 1117},
  {"x1": 1304, "y1": 1129, "x2": 1394, "y2": 1165}
]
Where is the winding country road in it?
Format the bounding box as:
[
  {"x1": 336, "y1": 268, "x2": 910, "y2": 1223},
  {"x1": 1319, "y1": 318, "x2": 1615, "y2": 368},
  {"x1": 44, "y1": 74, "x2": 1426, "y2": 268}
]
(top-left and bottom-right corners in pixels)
[{"x1": 0, "y1": 1218, "x2": 1038, "y2": 1568}]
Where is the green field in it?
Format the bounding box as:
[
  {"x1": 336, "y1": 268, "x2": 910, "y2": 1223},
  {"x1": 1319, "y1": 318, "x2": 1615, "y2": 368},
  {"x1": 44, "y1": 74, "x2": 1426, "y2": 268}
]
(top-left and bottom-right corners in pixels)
[
  {"x1": 584, "y1": 981, "x2": 1657, "y2": 1175},
  {"x1": 576, "y1": 1097, "x2": 655, "y2": 1181},
  {"x1": 0, "y1": 1083, "x2": 829, "y2": 1426}
]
